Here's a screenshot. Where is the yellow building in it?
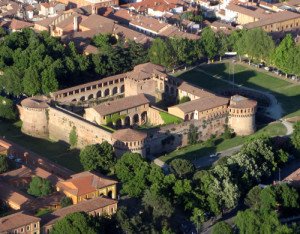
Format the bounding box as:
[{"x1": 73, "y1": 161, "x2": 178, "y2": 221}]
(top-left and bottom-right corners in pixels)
[{"x1": 56, "y1": 171, "x2": 117, "y2": 204}]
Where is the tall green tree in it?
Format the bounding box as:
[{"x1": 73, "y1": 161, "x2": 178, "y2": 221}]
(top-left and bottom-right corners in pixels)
[
  {"x1": 291, "y1": 121, "x2": 300, "y2": 150},
  {"x1": 115, "y1": 152, "x2": 150, "y2": 197},
  {"x1": 80, "y1": 141, "x2": 115, "y2": 174},
  {"x1": 149, "y1": 38, "x2": 174, "y2": 68},
  {"x1": 23, "y1": 67, "x2": 41, "y2": 96},
  {"x1": 0, "y1": 96, "x2": 16, "y2": 120},
  {"x1": 169, "y1": 159, "x2": 195, "y2": 179},
  {"x1": 27, "y1": 176, "x2": 52, "y2": 197},
  {"x1": 200, "y1": 27, "x2": 218, "y2": 61},
  {"x1": 272, "y1": 34, "x2": 295, "y2": 75},
  {"x1": 50, "y1": 212, "x2": 99, "y2": 234},
  {"x1": 212, "y1": 221, "x2": 233, "y2": 234}
]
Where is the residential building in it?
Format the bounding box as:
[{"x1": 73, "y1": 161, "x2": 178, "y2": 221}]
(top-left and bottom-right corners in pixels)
[
  {"x1": 0, "y1": 212, "x2": 40, "y2": 234},
  {"x1": 56, "y1": 171, "x2": 117, "y2": 204},
  {"x1": 42, "y1": 197, "x2": 117, "y2": 233}
]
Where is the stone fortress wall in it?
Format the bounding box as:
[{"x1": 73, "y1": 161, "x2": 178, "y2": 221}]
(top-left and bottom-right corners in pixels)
[{"x1": 18, "y1": 63, "x2": 257, "y2": 157}]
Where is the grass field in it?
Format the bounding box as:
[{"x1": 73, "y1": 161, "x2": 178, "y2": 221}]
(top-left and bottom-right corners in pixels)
[
  {"x1": 159, "y1": 122, "x2": 286, "y2": 163},
  {"x1": 177, "y1": 62, "x2": 300, "y2": 118},
  {"x1": 0, "y1": 121, "x2": 83, "y2": 172},
  {"x1": 159, "y1": 111, "x2": 183, "y2": 124}
]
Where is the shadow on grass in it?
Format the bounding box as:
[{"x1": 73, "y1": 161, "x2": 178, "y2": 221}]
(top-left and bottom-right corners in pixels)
[
  {"x1": 180, "y1": 63, "x2": 300, "y2": 118},
  {"x1": 0, "y1": 120, "x2": 83, "y2": 172}
]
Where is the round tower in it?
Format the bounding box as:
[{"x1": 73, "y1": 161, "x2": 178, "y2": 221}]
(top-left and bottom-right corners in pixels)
[
  {"x1": 18, "y1": 96, "x2": 49, "y2": 138},
  {"x1": 228, "y1": 95, "x2": 257, "y2": 136},
  {"x1": 112, "y1": 128, "x2": 147, "y2": 157}
]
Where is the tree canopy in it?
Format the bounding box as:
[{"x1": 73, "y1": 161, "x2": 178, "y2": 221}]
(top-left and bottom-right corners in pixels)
[
  {"x1": 80, "y1": 141, "x2": 115, "y2": 174},
  {"x1": 27, "y1": 176, "x2": 52, "y2": 197},
  {"x1": 50, "y1": 212, "x2": 99, "y2": 234}
]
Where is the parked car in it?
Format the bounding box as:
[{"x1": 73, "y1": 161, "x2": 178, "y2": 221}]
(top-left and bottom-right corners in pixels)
[
  {"x1": 264, "y1": 66, "x2": 271, "y2": 71},
  {"x1": 258, "y1": 63, "x2": 264, "y2": 68}
]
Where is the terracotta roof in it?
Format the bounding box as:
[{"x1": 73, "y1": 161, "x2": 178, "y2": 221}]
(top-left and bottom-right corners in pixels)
[
  {"x1": 127, "y1": 62, "x2": 166, "y2": 81},
  {"x1": 21, "y1": 96, "x2": 49, "y2": 109},
  {"x1": 172, "y1": 95, "x2": 229, "y2": 113},
  {"x1": 229, "y1": 95, "x2": 257, "y2": 109},
  {"x1": 178, "y1": 82, "x2": 215, "y2": 99},
  {"x1": 80, "y1": 14, "x2": 115, "y2": 30},
  {"x1": 9, "y1": 19, "x2": 34, "y2": 30},
  {"x1": 0, "y1": 181, "x2": 32, "y2": 208},
  {"x1": 57, "y1": 171, "x2": 117, "y2": 196},
  {"x1": 284, "y1": 167, "x2": 300, "y2": 186},
  {"x1": 226, "y1": 3, "x2": 271, "y2": 19},
  {"x1": 112, "y1": 128, "x2": 147, "y2": 142},
  {"x1": 244, "y1": 10, "x2": 300, "y2": 29},
  {"x1": 43, "y1": 197, "x2": 117, "y2": 226},
  {"x1": 0, "y1": 212, "x2": 40, "y2": 232},
  {"x1": 92, "y1": 94, "x2": 150, "y2": 116},
  {"x1": 129, "y1": 16, "x2": 169, "y2": 33}
]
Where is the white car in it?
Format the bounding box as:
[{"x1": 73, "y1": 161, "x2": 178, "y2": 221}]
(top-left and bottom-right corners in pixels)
[{"x1": 209, "y1": 153, "x2": 219, "y2": 158}]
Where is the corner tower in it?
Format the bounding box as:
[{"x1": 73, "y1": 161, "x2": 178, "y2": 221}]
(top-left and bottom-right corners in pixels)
[
  {"x1": 228, "y1": 95, "x2": 257, "y2": 136},
  {"x1": 18, "y1": 96, "x2": 50, "y2": 138}
]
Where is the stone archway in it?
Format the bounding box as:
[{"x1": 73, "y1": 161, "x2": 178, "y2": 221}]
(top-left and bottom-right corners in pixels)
[
  {"x1": 125, "y1": 116, "x2": 130, "y2": 126},
  {"x1": 104, "y1": 88, "x2": 110, "y2": 97},
  {"x1": 184, "y1": 114, "x2": 189, "y2": 121},
  {"x1": 115, "y1": 119, "x2": 122, "y2": 128},
  {"x1": 120, "y1": 85, "x2": 125, "y2": 93},
  {"x1": 112, "y1": 87, "x2": 118, "y2": 95},
  {"x1": 71, "y1": 99, "x2": 77, "y2": 102},
  {"x1": 96, "y1": 90, "x2": 102, "y2": 98},
  {"x1": 141, "y1": 111, "x2": 147, "y2": 124},
  {"x1": 133, "y1": 114, "x2": 139, "y2": 125},
  {"x1": 88, "y1": 94, "x2": 93, "y2": 100},
  {"x1": 80, "y1": 96, "x2": 85, "y2": 101}
]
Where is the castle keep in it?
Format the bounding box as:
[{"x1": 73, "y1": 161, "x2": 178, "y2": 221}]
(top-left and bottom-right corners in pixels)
[{"x1": 18, "y1": 63, "x2": 257, "y2": 157}]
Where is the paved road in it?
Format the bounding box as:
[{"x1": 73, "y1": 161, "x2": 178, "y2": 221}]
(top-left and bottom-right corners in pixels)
[{"x1": 192, "y1": 145, "x2": 242, "y2": 169}]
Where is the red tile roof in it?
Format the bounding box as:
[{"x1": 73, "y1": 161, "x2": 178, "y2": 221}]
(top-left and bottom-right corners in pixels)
[
  {"x1": 57, "y1": 171, "x2": 117, "y2": 196},
  {"x1": 0, "y1": 212, "x2": 40, "y2": 232},
  {"x1": 112, "y1": 128, "x2": 147, "y2": 142}
]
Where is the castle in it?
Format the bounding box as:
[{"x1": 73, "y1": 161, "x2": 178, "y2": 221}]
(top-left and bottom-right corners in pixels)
[{"x1": 18, "y1": 63, "x2": 257, "y2": 157}]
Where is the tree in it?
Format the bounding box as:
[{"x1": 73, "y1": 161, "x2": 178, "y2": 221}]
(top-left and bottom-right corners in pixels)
[
  {"x1": 0, "y1": 96, "x2": 16, "y2": 120},
  {"x1": 272, "y1": 34, "x2": 295, "y2": 75},
  {"x1": 190, "y1": 208, "x2": 205, "y2": 233},
  {"x1": 179, "y1": 96, "x2": 191, "y2": 104},
  {"x1": 291, "y1": 121, "x2": 300, "y2": 150},
  {"x1": 217, "y1": 32, "x2": 229, "y2": 61},
  {"x1": 41, "y1": 67, "x2": 59, "y2": 94},
  {"x1": 273, "y1": 184, "x2": 299, "y2": 209},
  {"x1": 188, "y1": 124, "x2": 199, "y2": 145},
  {"x1": 244, "y1": 186, "x2": 262, "y2": 210},
  {"x1": 169, "y1": 159, "x2": 195, "y2": 179},
  {"x1": 201, "y1": 27, "x2": 218, "y2": 61},
  {"x1": 69, "y1": 126, "x2": 77, "y2": 148},
  {"x1": 0, "y1": 155, "x2": 9, "y2": 173},
  {"x1": 60, "y1": 196, "x2": 73, "y2": 208},
  {"x1": 235, "y1": 209, "x2": 292, "y2": 234},
  {"x1": 149, "y1": 38, "x2": 175, "y2": 68},
  {"x1": 50, "y1": 212, "x2": 99, "y2": 234},
  {"x1": 79, "y1": 142, "x2": 115, "y2": 173},
  {"x1": 142, "y1": 189, "x2": 174, "y2": 218},
  {"x1": 27, "y1": 176, "x2": 52, "y2": 197},
  {"x1": 212, "y1": 221, "x2": 233, "y2": 234},
  {"x1": 259, "y1": 186, "x2": 276, "y2": 213},
  {"x1": 23, "y1": 67, "x2": 41, "y2": 95},
  {"x1": 115, "y1": 152, "x2": 150, "y2": 197}
]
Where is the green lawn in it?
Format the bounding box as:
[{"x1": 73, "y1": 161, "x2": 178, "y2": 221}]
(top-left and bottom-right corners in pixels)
[
  {"x1": 159, "y1": 111, "x2": 183, "y2": 124},
  {"x1": 178, "y1": 62, "x2": 300, "y2": 117},
  {"x1": 159, "y1": 122, "x2": 286, "y2": 163},
  {"x1": 0, "y1": 120, "x2": 83, "y2": 172}
]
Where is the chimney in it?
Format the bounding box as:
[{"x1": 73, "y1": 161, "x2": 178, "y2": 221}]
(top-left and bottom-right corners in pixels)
[{"x1": 73, "y1": 15, "x2": 78, "y2": 32}]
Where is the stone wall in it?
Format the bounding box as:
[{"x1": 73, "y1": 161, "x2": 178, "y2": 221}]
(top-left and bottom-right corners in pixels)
[
  {"x1": 48, "y1": 106, "x2": 113, "y2": 147},
  {"x1": 148, "y1": 116, "x2": 227, "y2": 156},
  {"x1": 147, "y1": 107, "x2": 165, "y2": 125}
]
